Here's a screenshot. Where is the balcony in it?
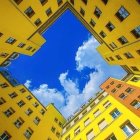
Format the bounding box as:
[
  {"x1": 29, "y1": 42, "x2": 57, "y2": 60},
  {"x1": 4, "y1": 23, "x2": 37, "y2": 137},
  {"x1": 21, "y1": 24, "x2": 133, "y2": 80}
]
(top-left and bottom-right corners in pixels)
[
  {"x1": 1, "y1": 60, "x2": 11, "y2": 67},
  {"x1": 9, "y1": 52, "x2": 19, "y2": 60}
]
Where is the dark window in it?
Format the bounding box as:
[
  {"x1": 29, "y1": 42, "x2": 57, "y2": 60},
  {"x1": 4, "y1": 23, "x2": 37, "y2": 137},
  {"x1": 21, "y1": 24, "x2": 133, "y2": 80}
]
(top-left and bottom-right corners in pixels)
[
  {"x1": 4, "y1": 107, "x2": 15, "y2": 117},
  {"x1": 19, "y1": 88, "x2": 26, "y2": 93},
  {"x1": 24, "y1": 7, "x2": 35, "y2": 18},
  {"x1": 105, "y1": 133, "x2": 117, "y2": 140},
  {"x1": 6, "y1": 37, "x2": 16, "y2": 44},
  {"x1": 109, "y1": 42, "x2": 117, "y2": 49},
  {"x1": 9, "y1": 92, "x2": 18, "y2": 98},
  {"x1": 0, "y1": 32, "x2": 3, "y2": 37},
  {"x1": 109, "y1": 57, "x2": 114, "y2": 61},
  {"x1": 99, "y1": 31, "x2": 106, "y2": 38},
  {"x1": 116, "y1": 84, "x2": 122, "y2": 88},
  {"x1": 26, "y1": 46, "x2": 32, "y2": 51},
  {"x1": 14, "y1": 117, "x2": 24, "y2": 128},
  {"x1": 131, "y1": 66, "x2": 139, "y2": 71},
  {"x1": 136, "y1": 50, "x2": 140, "y2": 55},
  {"x1": 32, "y1": 48, "x2": 36, "y2": 52},
  {"x1": 18, "y1": 43, "x2": 25, "y2": 48},
  {"x1": 131, "y1": 25, "x2": 140, "y2": 38},
  {"x1": 124, "y1": 52, "x2": 134, "y2": 59},
  {"x1": 51, "y1": 126, "x2": 56, "y2": 133},
  {"x1": 90, "y1": 19, "x2": 96, "y2": 27},
  {"x1": 46, "y1": 8, "x2": 52, "y2": 16},
  {"x1": 110, "y1": 109, "x2": 120, "y2": 119},
  {"x1": 33, "y1": 102, "x2": 39, "y2": 108},
  {"x1": 40, "y1": 0, "x2": 48, "y2": 6},
  {"x1": 102, "y1": 0, "x2": 108, "y2": 5},
  {"x1": 56, "y1": 132, "x2": 60, "y2": 138},
  {"x1": 0, "y1": 131, "x2": 11, "y2": 140},
  {"x1": 118, "y1": 36, "x2": 128, "y2": 44},
  {"x1": 111, "y1": 88, "x2": 117, "y2": 93},
  {"x1": 57, "y1": 0, "x2": 63, "y2": 6},
  {"x1": 110, "y1": 81, "x2": 114, "y2": 85},
  {"x1": 26, "y1": 95, "x2": 32, "y2": 100},
  {"x1": 25, "y1": 108, "x2": 33, "y2": 116},
  {"x1": 130, "y1": 100, "x2": 140, "y2": 109},
  {"x1": 0, "y1": 97, "x2": 6, "y2": 105},
  {"x1": 106, "y1": 22, "x2": 115, "y2": 31},
  {"x1": 34, "y1": 116, "x2": 40, "y2": 125},
  {"x1": 94, "y1": 7, "x2": 102, "y2": 18},
  {"x1": 13, "y1": 0, "x2": 23, "y2": 5},
  {"x1": 125, "y1": 87, "x2": 134, "y2": 93},
  {"x1": 80, "y1": 8, "x2": 85, "y2": 16},
  {"x1": 136, "y1": 0, "x2": 140, "y2": 4},
  {"x1": 17, "y1": 100, "x2": 25, "y2": 107},
  {"x1": 106, "y1": 85, "x2": 110, "y2": 89},
  {"x1": 24, "y1": 128, "x2": 33, "y2": 139},
  {"x1": 0, "y1": 53, "x2": 9, "y2": 58},
  {"x1": 115, "y1": 55, "x2": 122, "y2": 60},
  {"x1": 115, "y1": 6, "x2": 129, "y2": 21},
  {"x1": 119, "y1": 93, "x2": 127, "y2": 100},
  {"x1": 131, "y1": 77, "x2": 140, "y2": 82},
  {"x1": 81, "y1": 0, "x2": 87, "y2": 5},
  {"x1": 40, "y1": 109, "x2": 45, "y2": 115},
  {"x1": 0, "y1": 83, "x2": 9, "y2": 88},
  {"x1": 70, "y1": 0, "x2": 74, "y2": 5},
  {"x1": 34, "y1": 18, "x2": 42, "y2": 26},
  {"x1": 54, "y1": 118, "x2": 58, "y2": 123}
]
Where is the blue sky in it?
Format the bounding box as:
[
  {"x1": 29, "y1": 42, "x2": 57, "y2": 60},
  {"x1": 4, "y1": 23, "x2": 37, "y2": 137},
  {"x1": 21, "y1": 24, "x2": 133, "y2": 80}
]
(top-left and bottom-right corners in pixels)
[{"x1": 6, "y1": 10, "x2": 126, "y2": 118}]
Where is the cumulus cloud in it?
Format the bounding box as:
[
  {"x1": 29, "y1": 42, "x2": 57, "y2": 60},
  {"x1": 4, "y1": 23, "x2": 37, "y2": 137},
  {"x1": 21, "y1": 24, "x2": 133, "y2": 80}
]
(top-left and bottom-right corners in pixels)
[{"x1": 24, "y1": 80, "x2": 32, "y2": 88}]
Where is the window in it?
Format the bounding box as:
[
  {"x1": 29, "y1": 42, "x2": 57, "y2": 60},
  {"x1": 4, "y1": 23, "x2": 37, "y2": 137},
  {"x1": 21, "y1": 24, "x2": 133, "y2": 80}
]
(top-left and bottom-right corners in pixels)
[
  {"x1": 102, "y1": 0, "x2": 108, "y2": 4},
  {"x1": 131, "y1": 25, "x2": 140, "y2": 38},
  {"x1": 74, "y1": 117, "x2": 79, "y2": 123},
  {"x1": 115, "y1": 6, "x2": 129, "y2": 21},
  {"x1": 14, "y1": 117, "x2": 24, "y2": 128},
  {"x1": 6, "y1": 37, "x2": 16, "y2": 44},
  {"x1": 32, "y1": 48, "x2": 36, "y2": 52},
  {"x1": 24, "y1": 7, "x2": 35, "y2": 18},
  {"x1": 25, "y1": 108, "x2": 33, "y2": 116},
  {"x1": 0, "y1": 32, "x2": 3, "y2": 37},
  {"x1": 66, "y1": 125, "x2": 70, "y2": 130},
  {"x1": 119, "y1": 93, "x2": 127, "y2": 100},
  {"x1": 34, "y1": 18, "x2": 42, "y2": 26},
  {"x1": 124, "y1": 52, "x2": 134, "y2": 59},
  {"x1": 130, "y1": 100, "x2": 140, "y2": 109},
  {"x1": 34, "y1": 116, "x2": 40, "y2": 125},
  {"x1": 98, "y1": 119, "x2": 107, "y2": 130},
  {"x1": 110, "y1": 109, "x2": 120, "y2": 119},
  {"x1": 115, "y1": 55, "x2": 122, "y2": 60},
  {"x1": 51, "y1": 127, "x2": 56, "y2": 133},
  {"x1": 17, "y1": 100, "x2": 25, "y2": 107},
  {"x1": 0, "y1": 53, "x2": 9, "y2": 58},
  {"x1": 93, "y1": 109, "x2": 101, "y2": 117},
  {"x1": 0, "y1": 131, "x2": 11, "y2": 140},
  {"x1": 46, "y1": 8, "x2": 52, "y2": 16},
  {"x1": 136, "y1": 49, "x2": 140, "y2": 55},
  {"x1": 82, "y1": 110, "x2": 87, "y2": 115},
  {"x1": 56, "y1": 132, "x2": 60, "y2": 138},
  {"x1": 94, "y1": 7, "x2": 102, "y2": 18},
  {"x1": 131, "y1": 66, "x2": 139, "y2": 71},
  {"x1": 40, "y1": 0, "x2": 48, "y2": 6},
  {"x1": 106, "y1": 58, "x2": 110, "y2": 61},
  {"x1": 4, "y1": 107, "x2": 15, "y2": 117},
  {"x1": 118, "y1": 36, "x2": 128, "y2": 44},
  {"x1": 125, "y1": 87, "x2": 134, "y2": 94},
  {"x1": 57, "y1": 0, "x2": 63, "y2": 6},
  {"x1": 81, "y1": 0, "x2": 87, "y2": 5},
  {"x1": 74, "y1": 126, "x2": 80, "y2": 136},
  {"x1": 111, "y1": 88, "x2": 117, "y2": 93},
  {"x1": 106, "y1": 85, "x2": 110, "y2": 89},
  {"x1": 33, "y1": 102, "x2": 39, "y2": 108},
  {"x1": 110, "y1": 81, "x2": 114, "y2": 85},
  {"x1": 0, "y1": 97, "x2": 6, "y2": 105},
  {"x1": 20, "y1": 88, "x2": 26, "y2": 93},
  {"x1": 116, "y1": 84, "x2": 122, "y2": 88},
  {"x1": 103, "y1": 100, "x2": 111, "y2": 108},
  {"x1": 65, "y1": 135, "x2": 70, "y2": 140},
  {"x1": 130, "y1": 77, "x2": 140, "y2": 82},
  {"x1": 9, "y1": 92, "x2": 18, "y2": 98},
  {"x1": 24, "y1": 128, "x2": 33, "y2": 139},
  {"x1": 109, "y1": 57, "x2": 114, "y2": 61},
  {"x1": 59, "y1": 122, "x2": 62, "y2": 127},
  {"x1": 26, "y1": 95, "x2": 32, "y2": 100},
  {"x1": 40, "y1": 109, "x2": 45, "y2": 115},
  {"x1": 80, "y1": 8, "x2": 85, "y2": 16},
  {"x1": 0, "y1": 83, "x2": 9, "y2": 88},
  {"x1": 105, "y1": 133, "x2": 117, "y2": 140},
  {"x1": 13, "y1": 0, "x2": 23, "y2": 4},
  {"x1": 54, "y1": 118, "x2": 58, "y2": 123},
  {"x1": 136, "y1": 0, "x2": 140, "y2": 4},
  {"x1": 121, "y1": 121, "x2": 137, "y2": 137},
  {"x1": 26, "y1": 46, "x2": 32, "y2": 51},
  {"x1": 86, "y1": 129, "x2": 94, "y2": 140},
  {"x1": 84, "y1": 118, "x2": 91, "y2": 126},
  {"x1": 99, "y1": 31, "x2": 106, "y2": 38},
  {"x1": 106, "y1": 22, "x2": 115, "y2": 31},
  {"x1": 109, "y1": 42, "x2": 117, "y2": 49},
  {"x1": 18, "y1": 43, "x2": 25, "y2": 48}
]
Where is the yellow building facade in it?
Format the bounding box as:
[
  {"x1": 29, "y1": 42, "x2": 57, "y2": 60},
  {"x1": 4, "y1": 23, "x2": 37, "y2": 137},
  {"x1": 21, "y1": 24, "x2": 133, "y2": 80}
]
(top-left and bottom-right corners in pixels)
[
  {"x1": 61, "y1": 91, "x2": 140, "y2": 140},
  {"x1": 0, "y1": 0, "x2": 140, "y2": 76},
  {"x1": 0, "y1": 70, "x2": 66, "y2": 140}
]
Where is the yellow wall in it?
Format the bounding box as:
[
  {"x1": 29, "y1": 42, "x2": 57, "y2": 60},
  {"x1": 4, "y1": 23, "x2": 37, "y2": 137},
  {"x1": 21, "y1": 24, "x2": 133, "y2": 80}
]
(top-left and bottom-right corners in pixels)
[
  {"x1": 0, "y1": 72, "x2": 66, "y2": 140},
  {"x1": 62, "y1": 93, "x2": 140, "y2": 140}
]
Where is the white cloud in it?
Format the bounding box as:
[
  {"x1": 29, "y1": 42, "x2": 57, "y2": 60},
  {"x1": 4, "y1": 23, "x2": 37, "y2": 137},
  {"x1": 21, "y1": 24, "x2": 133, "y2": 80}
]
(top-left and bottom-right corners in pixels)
[{"x1": 24, "y1": 80, "x2": 32, "y2": 88}]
